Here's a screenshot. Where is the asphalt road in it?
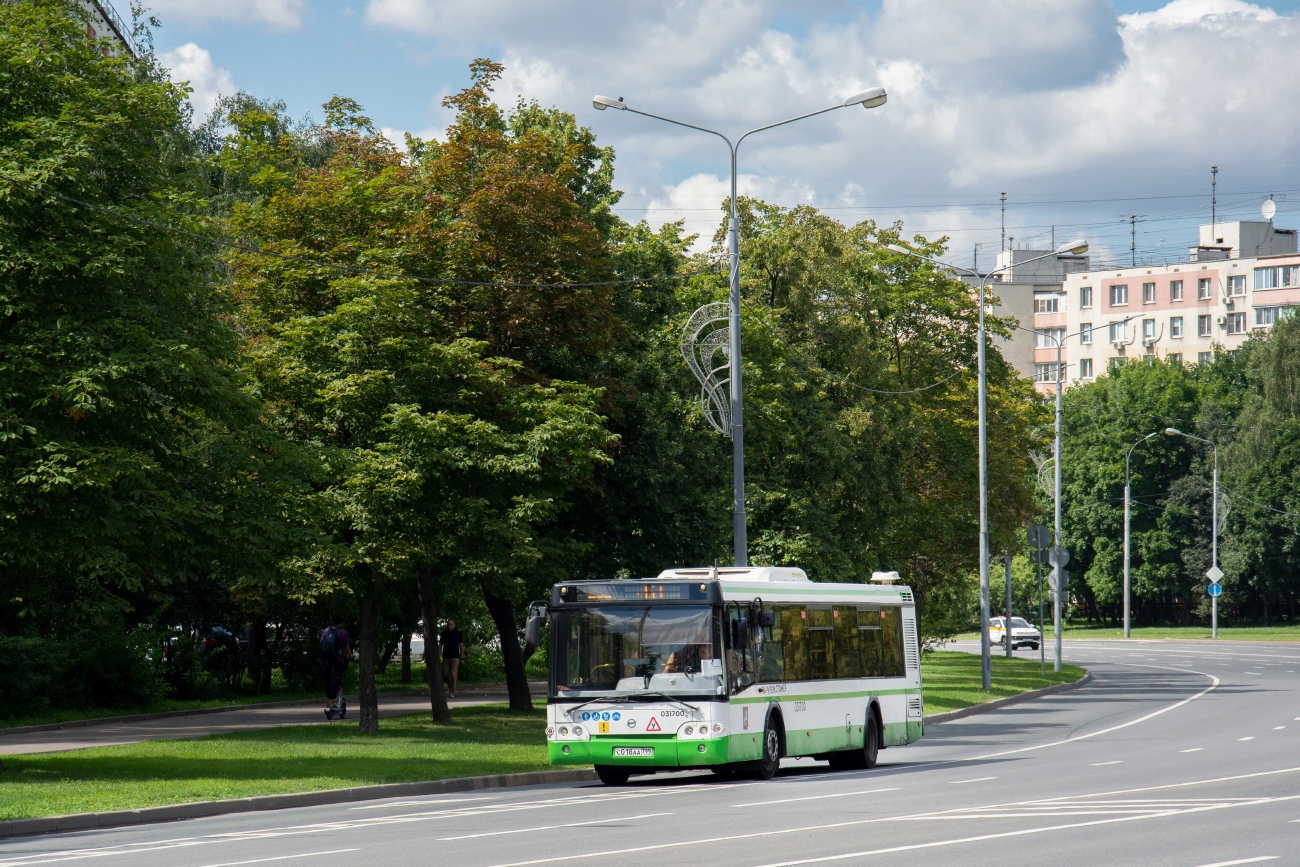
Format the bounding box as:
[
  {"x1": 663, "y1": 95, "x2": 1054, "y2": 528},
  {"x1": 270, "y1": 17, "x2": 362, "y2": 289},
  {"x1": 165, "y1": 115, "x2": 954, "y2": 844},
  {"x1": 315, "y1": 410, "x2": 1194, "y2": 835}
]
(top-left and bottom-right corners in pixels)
[{"x1": 3, "y1": 639, "x2": 1298, "y2": 867}]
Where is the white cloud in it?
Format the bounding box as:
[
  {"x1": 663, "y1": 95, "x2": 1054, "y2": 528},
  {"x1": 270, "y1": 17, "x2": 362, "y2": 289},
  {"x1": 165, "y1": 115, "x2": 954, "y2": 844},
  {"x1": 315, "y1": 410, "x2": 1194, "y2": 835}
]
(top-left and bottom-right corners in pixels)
[
  {"x1": 362, "y1": 0, "x2": 1300, "y2": 258},
  {"x1": 150, "y1": 0, "x2": 306, "y2": 30},
  {"x1": 161, "y1": 43, "x2": 235, "y2": 122}
]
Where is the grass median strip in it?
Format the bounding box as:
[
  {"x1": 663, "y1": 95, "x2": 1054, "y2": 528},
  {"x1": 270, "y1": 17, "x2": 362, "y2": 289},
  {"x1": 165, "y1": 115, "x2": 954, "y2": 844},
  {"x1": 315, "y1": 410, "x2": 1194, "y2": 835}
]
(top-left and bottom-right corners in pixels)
[
  {"x1": 920, "y1": 651, "x2": 1086, "y2": 716},
  {"x1": 0, "y1": 652, "x2": 1085, "y2": 820}
]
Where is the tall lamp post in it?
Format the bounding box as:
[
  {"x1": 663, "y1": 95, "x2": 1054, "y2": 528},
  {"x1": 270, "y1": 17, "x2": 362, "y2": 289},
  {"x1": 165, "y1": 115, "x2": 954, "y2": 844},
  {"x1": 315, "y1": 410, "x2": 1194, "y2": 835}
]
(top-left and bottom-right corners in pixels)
[
  {"x1": 1165, "y1": 428, "x2": 1220, "y2": 637},
  {"x1": 594, "y1": 88, "x2": 888, "y2": 566},
  {"x1": 1123, "y1": 430, "x2": 1162, "y2": 638},
  {"x1": 1016, "y1": 317, "x2": 1130, "y2": 667},
  {"x1": 888, "y1": 240, "x2": 1088, "y2": 689}
]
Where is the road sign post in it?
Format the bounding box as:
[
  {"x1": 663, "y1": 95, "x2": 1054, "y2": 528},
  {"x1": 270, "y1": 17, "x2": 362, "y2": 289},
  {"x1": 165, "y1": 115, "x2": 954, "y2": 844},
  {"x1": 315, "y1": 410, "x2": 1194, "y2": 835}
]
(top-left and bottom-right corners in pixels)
[
  {"x1": 1206, "y1": 566, "x2": 1223, "y2": 638},
  {"x1": 1049, "y1": 545, "x2": 1069, "y2": 672},
  {"x1": 1027, "y1": 524, "x2": 1049, "y2": 676},
  {"x1": 1004, "y1": 550, "x2": 1013, "y2": 659}
]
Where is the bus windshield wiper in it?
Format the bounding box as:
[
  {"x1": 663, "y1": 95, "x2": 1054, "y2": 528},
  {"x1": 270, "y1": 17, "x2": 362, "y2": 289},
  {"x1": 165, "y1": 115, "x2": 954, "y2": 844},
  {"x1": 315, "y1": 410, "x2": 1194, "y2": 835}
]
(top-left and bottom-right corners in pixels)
[
  {"x1": 562, "y1": 695, "x2": 630, "y2": 718},
  {"x1": 632, "y1": 691, "x2": 699, "y2": 713}
]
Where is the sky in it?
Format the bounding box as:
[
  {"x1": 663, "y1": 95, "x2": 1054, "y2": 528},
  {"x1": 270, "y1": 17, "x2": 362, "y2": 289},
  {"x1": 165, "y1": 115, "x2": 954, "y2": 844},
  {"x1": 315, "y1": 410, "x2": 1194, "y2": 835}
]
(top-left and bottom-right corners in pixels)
[{"x1": 142, "y1": 0, "x2": 1300, "y2": 269}]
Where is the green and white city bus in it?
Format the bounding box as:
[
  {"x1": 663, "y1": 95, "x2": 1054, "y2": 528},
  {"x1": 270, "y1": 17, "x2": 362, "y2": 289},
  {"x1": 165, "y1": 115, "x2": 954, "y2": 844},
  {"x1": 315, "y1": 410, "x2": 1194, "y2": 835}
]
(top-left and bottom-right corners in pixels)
[{"x1": 525, "y1": 566, "x2": 923, "y2": 785}]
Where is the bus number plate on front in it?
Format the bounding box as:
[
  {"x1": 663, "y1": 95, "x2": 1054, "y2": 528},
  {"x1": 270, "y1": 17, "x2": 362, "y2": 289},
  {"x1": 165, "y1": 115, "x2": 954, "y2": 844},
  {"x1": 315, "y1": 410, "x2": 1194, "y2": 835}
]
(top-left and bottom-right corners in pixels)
[{"x1": 614, "y1": 747, "x2": 654, "y2": 757}]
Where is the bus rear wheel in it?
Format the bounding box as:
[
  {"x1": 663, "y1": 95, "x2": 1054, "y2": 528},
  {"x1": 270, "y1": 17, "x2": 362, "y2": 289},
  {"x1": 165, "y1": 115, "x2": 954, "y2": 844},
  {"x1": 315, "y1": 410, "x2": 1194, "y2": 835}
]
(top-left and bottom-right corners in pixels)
[
  {"x1": 594, "y1": 764, "x2": 631, "y2": 786},
  {"x1": 860, "y1": 712, "x2": 880, "y2": 769}
]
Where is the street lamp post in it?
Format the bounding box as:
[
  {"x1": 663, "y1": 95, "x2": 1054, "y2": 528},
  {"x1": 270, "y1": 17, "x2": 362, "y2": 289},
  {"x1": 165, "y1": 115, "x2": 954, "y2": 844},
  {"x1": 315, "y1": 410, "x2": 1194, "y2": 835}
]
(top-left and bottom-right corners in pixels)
[
  {"x1": 594, "y1": 88, "x2": 888, "y2": 566},
  {"x1": 1165, "y1": 428, "x2": 1219, "y2": 637},
  {"x1": 1013, "y1": 319, "x2": 1118, "y2": 669},
  {"x1": 1123, "y1": 430, "x2": 1162, "y2": 638},
  {"x1": 888, "y1": 240, "x2": 1088, "y2": 689}
]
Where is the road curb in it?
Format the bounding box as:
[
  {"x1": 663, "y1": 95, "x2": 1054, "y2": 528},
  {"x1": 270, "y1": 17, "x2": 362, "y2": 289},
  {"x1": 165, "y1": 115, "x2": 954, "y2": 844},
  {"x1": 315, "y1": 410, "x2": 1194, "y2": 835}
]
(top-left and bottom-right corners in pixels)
[
  {"x1": 0, "y1": 768, "x2": 598, "y2": 839},
  {"x1": 1, "y1": 681, "x2": 546, "y2": 737},
  {"x1": 923, "y1": 670, "x2": 1092, "y2": 725}
]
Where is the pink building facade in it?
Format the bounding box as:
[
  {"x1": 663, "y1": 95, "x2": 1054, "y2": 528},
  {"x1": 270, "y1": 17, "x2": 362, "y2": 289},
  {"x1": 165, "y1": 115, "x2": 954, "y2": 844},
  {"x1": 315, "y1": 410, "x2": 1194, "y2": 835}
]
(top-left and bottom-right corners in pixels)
[{"x1": 1031, "y1": 222, "x2": 1300, "y2": 394}]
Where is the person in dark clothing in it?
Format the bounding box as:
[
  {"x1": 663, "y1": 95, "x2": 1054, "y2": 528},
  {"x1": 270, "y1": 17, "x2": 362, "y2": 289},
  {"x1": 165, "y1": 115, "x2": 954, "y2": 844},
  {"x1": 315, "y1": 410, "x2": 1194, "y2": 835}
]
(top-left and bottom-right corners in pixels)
[
  {"x1": 321, "y1": 614, "x2": 352, "y2": 719},
  {"x1": 439, "y1": 619, "x2": 465, "y2": 697}
]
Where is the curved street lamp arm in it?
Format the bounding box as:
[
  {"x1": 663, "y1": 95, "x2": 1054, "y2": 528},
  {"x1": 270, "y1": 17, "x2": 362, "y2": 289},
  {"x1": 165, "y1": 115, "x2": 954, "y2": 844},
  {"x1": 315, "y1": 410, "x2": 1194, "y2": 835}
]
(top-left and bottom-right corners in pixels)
[
  {"x1": 622, "y1": 107, "x2": 734, "y2": 150},
  {"x1": 737, "y1": 103, "x2": 846, "y2": 148}
]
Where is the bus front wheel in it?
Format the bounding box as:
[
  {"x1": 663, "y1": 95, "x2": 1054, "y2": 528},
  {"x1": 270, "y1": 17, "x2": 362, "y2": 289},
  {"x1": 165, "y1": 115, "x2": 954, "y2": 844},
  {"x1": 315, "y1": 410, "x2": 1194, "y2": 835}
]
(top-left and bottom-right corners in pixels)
[
  {"x1": 595, "y1": 764, "x2": 631, "y2": 786},
  {"x1": 751, "y1": 716, "x2": 782, "y2": 780}
]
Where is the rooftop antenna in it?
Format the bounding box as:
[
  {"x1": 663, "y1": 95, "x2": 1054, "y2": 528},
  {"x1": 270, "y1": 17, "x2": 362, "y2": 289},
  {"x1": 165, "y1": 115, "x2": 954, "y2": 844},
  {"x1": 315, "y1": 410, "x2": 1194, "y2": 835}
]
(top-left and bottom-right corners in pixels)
[
  {"x1": 1121, "y1": 214, "x2": 1146, "y2": 266},
  {"x1": 1211, "y1": 166, "x2": 1218, "y2": 241},
  {"x1": 1000, "y1": 191, "x2": 1007, "y2": 252}
]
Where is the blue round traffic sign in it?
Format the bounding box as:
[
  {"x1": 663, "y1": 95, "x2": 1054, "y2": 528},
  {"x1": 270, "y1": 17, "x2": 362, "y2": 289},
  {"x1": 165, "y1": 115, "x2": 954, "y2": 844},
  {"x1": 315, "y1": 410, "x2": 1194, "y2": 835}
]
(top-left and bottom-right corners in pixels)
[{"x1": 1208, "y1": 582, "x2": 1223, "y2": 597}]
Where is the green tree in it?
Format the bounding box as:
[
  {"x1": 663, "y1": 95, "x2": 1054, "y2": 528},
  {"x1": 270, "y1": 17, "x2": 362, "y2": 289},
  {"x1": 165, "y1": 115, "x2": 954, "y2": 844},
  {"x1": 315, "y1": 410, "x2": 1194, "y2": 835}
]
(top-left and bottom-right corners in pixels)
[{"x1": 0, "y1": 0, "x2": 299, "y2": 684}]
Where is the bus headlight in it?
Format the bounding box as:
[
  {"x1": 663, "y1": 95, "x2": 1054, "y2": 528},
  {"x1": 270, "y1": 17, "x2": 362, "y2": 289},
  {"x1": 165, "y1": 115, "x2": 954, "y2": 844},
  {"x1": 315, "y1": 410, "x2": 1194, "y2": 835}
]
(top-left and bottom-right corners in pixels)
[
  {"x1": 546, "y1": 726, "x2": 555, "y2": 738},
  {"x1": 573, "y1": 726, "x2": 583, "y2": 737},
  {"x1": 713, "y1": 723, "x2": 724, "y2": 734},
  {"x1": 683, "y1": 726, "x2": 693, "y2": 736},
  {"x1": 558, "y1": 726, "x2": 569, "y2": 736}
]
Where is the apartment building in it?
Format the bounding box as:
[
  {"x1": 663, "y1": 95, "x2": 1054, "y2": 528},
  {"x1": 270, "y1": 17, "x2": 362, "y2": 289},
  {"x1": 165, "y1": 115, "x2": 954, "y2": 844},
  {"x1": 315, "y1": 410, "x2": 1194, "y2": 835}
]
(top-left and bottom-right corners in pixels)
[
  {"x1": 1032, "y1": 221, "x2": 1300, "y2": 393},
  {"x1": 958, "y1": 248, "x2": 1091, "y2": 381}
]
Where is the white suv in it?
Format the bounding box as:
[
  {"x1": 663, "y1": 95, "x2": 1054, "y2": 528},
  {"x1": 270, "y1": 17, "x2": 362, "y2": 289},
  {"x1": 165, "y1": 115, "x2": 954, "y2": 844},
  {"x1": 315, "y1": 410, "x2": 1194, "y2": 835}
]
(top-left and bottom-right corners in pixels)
[{"x1": 990, "y1": 616, "x2": 1041, "y2": 650}]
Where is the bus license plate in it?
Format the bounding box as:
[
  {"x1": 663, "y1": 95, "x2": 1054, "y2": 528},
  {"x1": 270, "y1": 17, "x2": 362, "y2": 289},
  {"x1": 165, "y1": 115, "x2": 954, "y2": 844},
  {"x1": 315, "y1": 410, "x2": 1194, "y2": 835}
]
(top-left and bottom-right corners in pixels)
[{"x1": 613, "y1": 747, "x2": 654, "y2": 757}]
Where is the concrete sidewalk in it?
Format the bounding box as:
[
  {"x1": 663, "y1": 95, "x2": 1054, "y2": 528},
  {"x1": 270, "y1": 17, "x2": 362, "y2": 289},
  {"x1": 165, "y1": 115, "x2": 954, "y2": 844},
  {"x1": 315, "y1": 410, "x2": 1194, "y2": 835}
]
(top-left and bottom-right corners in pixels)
[{"x1": 1, "y1": 683, "x2": 542, "y2": 756}]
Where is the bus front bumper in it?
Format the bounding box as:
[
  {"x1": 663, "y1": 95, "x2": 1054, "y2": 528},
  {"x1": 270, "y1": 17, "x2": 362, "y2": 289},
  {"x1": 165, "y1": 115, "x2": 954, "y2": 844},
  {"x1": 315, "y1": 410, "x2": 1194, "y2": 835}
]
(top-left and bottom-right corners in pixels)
[{"x1": 549, "y1": 735, "x2": 734, "y2": 768}]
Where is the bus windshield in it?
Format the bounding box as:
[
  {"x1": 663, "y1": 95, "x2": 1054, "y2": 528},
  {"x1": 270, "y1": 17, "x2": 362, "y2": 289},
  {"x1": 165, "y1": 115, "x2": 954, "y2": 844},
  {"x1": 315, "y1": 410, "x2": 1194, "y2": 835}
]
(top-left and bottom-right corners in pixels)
[{"x1": 551, "y1": 606, "x2": 724, "y2": 698}]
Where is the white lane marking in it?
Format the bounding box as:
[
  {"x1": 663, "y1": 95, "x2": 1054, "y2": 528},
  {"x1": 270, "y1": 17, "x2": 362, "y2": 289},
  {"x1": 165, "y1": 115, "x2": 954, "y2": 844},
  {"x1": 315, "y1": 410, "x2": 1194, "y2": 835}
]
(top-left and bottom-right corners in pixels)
[
  {"x1": 191, "y1": 851, "x2": 358, "y2": 867},
  {"x1": 1245, "y1": 672, "x2": 1263, "y2": 676},
  {"x1": 437, "y1": 812, "x2": 671, "y2": 841},
  {"x1": 490, "y1": 793, "x2": 1300, "y2": 867},
  {"x1": 1193, "y1": 858, "x2": 1278, "y2": 867},
  {"x1": 0, "y1": 792, "x2": 674, "y2": 866},
  {"x1": 949, "y1": 777, "x2": 994, "y2": 785},
  {"x1": 970, "y1": 663, "x2": 1219, "y2": 760},
  {"x1": 1239, "y1": 737, "x2": 1255, "y2": 741},
  {"x1": 479, "y1": 764, "x2": 1300, "y2": 867},
  {"x1": 748, "y1": 799, "x2": 1300, "y2": 867},
  {"x1": 1090, "y1": 761, "x2": 1123, "y2": 766},
  {"x1": 1181, "y1": 748, "x2": 1204, "y2": 752},
  {"x1": 1273, "y1": 726, "x2": 1286, "y2": 730},
  {"x1": 349, "y1": 796, "x2": 501, "y2": 810},
  {"x1": 731, "y1": 788, "x2": 899, "y2": 808}
]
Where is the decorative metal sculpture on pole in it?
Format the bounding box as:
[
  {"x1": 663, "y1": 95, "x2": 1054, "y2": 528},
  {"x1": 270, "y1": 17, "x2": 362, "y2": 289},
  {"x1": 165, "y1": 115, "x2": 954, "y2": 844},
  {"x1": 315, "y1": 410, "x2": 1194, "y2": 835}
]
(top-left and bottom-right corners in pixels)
[{"x1": 680, "y1": 302, "x2": 734, "y2": 437}]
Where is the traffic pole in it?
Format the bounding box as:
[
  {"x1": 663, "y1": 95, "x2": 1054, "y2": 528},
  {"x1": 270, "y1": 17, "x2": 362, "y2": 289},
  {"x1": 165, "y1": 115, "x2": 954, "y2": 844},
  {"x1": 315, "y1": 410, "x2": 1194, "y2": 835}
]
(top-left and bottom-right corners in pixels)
[{"x1": 1004, "y1": 551, "x2": 1013, "y2": 659}]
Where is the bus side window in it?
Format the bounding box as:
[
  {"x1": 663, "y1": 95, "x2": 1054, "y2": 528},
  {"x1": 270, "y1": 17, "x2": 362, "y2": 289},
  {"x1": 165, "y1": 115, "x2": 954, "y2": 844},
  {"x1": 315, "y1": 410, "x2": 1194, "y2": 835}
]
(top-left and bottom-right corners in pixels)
[
  {"x1": 807, "y1": 607, "x2": 834, "y2": 679},
  {"x1": 726, "y1": 608, "x2": 756, "y2": 694},
  {"x1": 879, "y1": 607, "x2": 906, "y2": 677},
  {"x1": 780, "y1": 606, "x2": 810, "y2": 682},
  {"x1": 759, "y1": 609, "x2": 785, "y2": 682},
  {"x1": 833, "y1": 607, "x2": 861, "y2": 678},
  {"x1": 858, "y1": 607, "x2": 882, "y2": 677}
]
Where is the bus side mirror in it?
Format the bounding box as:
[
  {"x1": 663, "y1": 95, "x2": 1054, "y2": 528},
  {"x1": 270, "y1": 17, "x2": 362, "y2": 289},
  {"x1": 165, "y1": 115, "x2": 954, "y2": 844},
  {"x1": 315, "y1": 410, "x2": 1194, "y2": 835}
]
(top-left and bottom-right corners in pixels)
[
  {"x1": 524, "y1": 602, "x2": 548, "y2": 653},
  {"x1": 730, "y1": 618, "x2": 746, "y2": 647},
  {"x1": 525, "y1": 615, "x2": 543, "y2": 653},
  {"x1": 757, "y1": 610, "x2": 775, "y2": 628}
]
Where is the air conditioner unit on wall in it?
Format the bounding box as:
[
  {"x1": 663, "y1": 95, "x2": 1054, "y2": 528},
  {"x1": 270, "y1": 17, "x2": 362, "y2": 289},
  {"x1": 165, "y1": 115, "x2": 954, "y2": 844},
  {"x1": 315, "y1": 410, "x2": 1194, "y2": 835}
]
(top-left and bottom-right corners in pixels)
[
  {"x1": 1112, "y1": 341, "x2": 1126, "y2": 351},
  {"x1": 1217, "y1": 316, "x2": 1228, "y2": 326}
]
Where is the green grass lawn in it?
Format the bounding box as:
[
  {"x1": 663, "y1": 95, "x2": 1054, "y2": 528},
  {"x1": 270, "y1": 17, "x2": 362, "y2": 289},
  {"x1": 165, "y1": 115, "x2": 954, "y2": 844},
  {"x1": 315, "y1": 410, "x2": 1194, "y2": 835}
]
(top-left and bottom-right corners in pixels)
[
  {"x1": 0, "y1": 653, "x2": 1084, "y2": 820},
  {"x1": 0, "y1": 704, "x2": 550, "y2": 820},
  {"x1": 953, "y1": 624, "x2": 1300, "y2": 642},
  {"x1": 920, "y1": 650, "x2": 1086, "y2": 715}
]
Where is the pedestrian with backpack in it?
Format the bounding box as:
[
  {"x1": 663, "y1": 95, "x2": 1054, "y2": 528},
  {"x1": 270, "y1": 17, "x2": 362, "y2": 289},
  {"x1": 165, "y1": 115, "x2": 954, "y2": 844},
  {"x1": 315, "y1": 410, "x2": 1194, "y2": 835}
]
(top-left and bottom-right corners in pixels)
[
  {"x1": 439, "y1": 619, "x2": 465, "y2": 698},
  {"x1": 321, "y1": 614, "x2": 351, "y2": 719}
]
